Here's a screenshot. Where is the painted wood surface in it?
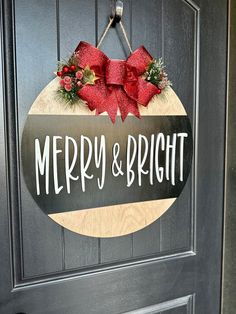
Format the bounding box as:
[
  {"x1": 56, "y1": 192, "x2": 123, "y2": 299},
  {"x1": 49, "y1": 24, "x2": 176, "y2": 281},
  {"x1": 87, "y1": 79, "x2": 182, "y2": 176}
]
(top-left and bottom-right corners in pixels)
[
  {"x1": 25, "y1": 76, "x2": 189, "y2": 237},
  {"x1": 0, "y1": 0, "x2": 227, "y2": 313}
]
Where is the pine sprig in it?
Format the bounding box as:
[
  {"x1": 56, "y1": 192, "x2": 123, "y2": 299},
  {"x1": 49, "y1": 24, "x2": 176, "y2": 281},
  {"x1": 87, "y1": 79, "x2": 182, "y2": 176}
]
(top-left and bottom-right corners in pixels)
[
  {"x1": 57, "y1": 87, "x2": 79, "y2": 104},
  {"x1": 56, "y1": 53, "x2": 97, "y2": 105},
  {"x1": 144, "y1": 58, "x2": 172, "y2": 92}
]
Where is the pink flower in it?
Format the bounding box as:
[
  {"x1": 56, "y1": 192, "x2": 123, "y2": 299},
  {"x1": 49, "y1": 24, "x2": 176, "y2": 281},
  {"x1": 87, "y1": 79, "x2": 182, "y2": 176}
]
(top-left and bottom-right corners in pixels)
[
  {"x1": 158, "y1": 78, "x2": 168, "y2": 90},
  {"x1": 76, "y1": 71, "x2": 83, "y2": 80},
  {"x1": 60, "y1": 79, "x2": 65, "y2": 87},
  {"x1": 64, "y1": 84, "x2": 72, "y2": 92},
  {"x1": 77, "y1": 81, "x2": 83, "y2": 87},
  {"x1": 64, "y1": 76, "x2": 72, "y2": 84}
]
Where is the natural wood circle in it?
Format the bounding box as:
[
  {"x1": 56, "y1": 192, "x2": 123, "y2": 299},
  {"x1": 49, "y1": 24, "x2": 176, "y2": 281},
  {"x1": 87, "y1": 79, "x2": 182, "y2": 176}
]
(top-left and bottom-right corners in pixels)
[{"x1": 26, "y1": 77, "x2": 187, "y2": 237}]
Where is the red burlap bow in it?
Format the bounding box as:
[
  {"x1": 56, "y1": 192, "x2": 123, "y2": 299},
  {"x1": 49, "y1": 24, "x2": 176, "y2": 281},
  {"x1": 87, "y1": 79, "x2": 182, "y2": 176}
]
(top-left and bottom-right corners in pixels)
[{"x1": 75, "y1": 42, "x2": 159, "y2": 123}]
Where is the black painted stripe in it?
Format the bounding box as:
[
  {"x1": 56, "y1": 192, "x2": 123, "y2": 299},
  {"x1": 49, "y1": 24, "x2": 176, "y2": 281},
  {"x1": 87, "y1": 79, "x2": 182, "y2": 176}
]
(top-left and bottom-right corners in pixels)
[{"x1": 21, "y1": 115, "x2": 192, "y2": 214}]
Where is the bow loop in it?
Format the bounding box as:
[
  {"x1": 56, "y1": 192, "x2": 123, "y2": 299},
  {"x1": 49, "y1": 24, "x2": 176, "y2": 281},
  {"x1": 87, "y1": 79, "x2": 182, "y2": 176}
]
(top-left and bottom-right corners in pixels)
[
  {"x1": 126, "y1": 46, "x2": 153, "y2": 75},
  {"x1": 75, "y1": 41, "x2": 108, "y2": 76},
  {"x1": 76, "y1": 42, "x2": 160, "y2": 122}
]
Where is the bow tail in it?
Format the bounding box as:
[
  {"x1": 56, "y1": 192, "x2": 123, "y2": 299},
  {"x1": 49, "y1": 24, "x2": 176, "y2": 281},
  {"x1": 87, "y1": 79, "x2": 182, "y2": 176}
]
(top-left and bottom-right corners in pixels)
[
  {"x1": 97, "y1": 89, "x2": 118, "y2": 124},
  {"x1": 115, "y1": 88, "x2": 140, "y2": 122},
  {"x1": 78, "y1": 80, "x2": 104, "y2": 111},
  {"x1": 79, "y1": 78, "x2": 154, "y2": 123},
  {"x1": 78, "y1": 79, "x2": 119, "y2": 123}
]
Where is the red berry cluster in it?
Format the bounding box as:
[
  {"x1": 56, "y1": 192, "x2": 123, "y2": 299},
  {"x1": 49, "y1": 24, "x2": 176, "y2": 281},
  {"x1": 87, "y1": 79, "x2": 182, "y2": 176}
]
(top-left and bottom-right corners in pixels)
[
  {"x1": 57, "y1": 65, "x2": 76, "y2": 77},
  {"x1": 57, "y1": 63, "x2": 84, "y2": 99}
]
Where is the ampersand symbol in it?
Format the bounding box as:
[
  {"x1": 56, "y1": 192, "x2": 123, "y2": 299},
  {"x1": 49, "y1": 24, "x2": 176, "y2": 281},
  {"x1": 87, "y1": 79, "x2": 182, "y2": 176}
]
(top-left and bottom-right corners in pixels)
[{"x1": 112, "y1": 143, "x2": 124, "y2": 177}]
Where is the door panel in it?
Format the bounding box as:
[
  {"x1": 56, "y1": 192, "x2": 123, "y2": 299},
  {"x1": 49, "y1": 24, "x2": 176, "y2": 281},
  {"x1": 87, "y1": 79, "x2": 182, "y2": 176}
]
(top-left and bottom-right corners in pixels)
[
  {"x1": 159, "y1": 0, "x2": 195, "y2": 253},
  {"x1": 15, "y1": 0, "x2": 64, "y2": 277},
  {"x1": 15, "y1": 0, "x2": 197, "y2": 279},
  {"x1": 0, "y1": 0, "x2": 227, "y2": 313}
]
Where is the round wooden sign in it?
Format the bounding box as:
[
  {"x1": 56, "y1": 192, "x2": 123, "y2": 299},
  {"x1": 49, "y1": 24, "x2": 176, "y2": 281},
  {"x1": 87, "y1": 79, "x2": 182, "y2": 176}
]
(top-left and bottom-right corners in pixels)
[{"x1": 21, "y1": 78, "x2": 192, "y2": 237}]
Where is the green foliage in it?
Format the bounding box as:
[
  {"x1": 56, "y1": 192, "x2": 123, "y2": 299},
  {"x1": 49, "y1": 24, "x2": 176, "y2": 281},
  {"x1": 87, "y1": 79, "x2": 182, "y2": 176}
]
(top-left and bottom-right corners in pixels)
[
  {"x1": 57, "y1": 88, "x2": 79, "y2": 105},
  {"x1": 56, "y1": 53, "x2": 98, "y2": 105},
  {"x1": 144, "y1": 58, "x2": 172, "y2": 90},
  {"x1": 82, "y1": 66, "x2": 98, "y2": 85}
]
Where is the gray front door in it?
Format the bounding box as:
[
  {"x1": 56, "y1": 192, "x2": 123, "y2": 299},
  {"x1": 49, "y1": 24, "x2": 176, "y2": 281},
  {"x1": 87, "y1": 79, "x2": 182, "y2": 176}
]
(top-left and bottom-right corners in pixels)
[{"x1": 0, "y1": 0, "x2": 227, "y2": 313}]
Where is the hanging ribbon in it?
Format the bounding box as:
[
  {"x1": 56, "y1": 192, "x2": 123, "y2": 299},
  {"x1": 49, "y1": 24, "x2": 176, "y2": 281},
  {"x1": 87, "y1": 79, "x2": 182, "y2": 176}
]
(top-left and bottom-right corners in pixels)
[{"x1": 74, "y1": 41, "x2": 159, "y2": 123}]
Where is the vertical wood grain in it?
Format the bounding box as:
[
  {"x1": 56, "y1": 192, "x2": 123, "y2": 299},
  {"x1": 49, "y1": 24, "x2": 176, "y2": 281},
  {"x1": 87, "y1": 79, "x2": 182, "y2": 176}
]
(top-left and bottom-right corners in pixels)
[
  {"x1": 59, "y1": 0, "x2": 97, "y2": 57},
  {"x1": 194, "y1": 0, "x2": 227, "y2": 311},
  {"x1": 97, "y1": 0, "x2": 133, "y2": 262},
  {"x1": 0, "y1": 0, "x2": 12, "y2": 297},
  {"x1": 14, "y1": 0, "x2": 197, "y2": 276},
  {"x1": 222, "y1": 0, "x2": 236, "y2": 312},
  {"x1": 160, "y1": 0, "x2": 195, "y2": 252},
  {"x1": 15, "y1": 0, "x2": 63, "y2": 277},
  {"x1": 96, "y1": 0, "x2": 132, "y2": 58},
  {"x1": 58, "y1": 0, "x2": 100, "y2": 270},
  {"x1": 131, "y1": 0, "x2": 162, "y2": 55},
  {"x1": 131, "y1": 0, "x2": 162, "y2": 257}
]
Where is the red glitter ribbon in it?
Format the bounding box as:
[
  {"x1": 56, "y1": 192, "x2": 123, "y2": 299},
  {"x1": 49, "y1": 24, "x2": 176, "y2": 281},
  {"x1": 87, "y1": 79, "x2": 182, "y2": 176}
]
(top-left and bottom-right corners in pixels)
[{"x1": 75, "y1": 41, "x2": 159, "y2": 123}]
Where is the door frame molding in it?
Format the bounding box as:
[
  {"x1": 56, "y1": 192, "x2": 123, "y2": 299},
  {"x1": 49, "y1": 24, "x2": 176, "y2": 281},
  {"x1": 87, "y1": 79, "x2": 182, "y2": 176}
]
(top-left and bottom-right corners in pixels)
[
  {"x1": 0, "y1": 0, "x2": 228, "y2": 312},
  {"x1": 222, "y1": 0, "x2": 236, "y2": 312}
]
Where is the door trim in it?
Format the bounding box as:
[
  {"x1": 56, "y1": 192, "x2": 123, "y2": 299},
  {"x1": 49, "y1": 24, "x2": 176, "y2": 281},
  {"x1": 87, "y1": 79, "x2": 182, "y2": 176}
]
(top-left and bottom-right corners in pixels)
[{"x1": 222, "y1": 0, "x2": 236, "y2": 312}]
